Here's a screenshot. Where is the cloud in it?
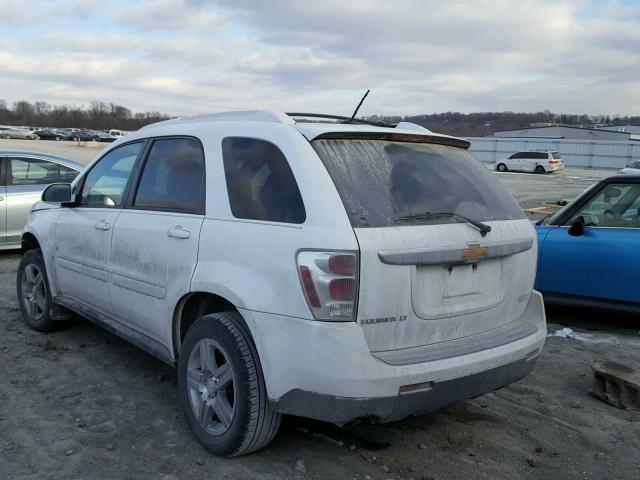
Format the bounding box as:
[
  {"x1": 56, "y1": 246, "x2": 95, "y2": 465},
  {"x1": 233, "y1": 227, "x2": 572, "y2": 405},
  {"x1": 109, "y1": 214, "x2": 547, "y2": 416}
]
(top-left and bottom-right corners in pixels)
[{"x1": 0, "y1": 0, "x2": 638, "y2": 117}]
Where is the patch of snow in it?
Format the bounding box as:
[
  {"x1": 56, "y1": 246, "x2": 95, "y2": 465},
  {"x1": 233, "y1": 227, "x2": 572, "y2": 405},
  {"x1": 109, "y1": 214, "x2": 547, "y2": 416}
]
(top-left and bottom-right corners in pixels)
[{"x1": 548, "y1": 327, "x2": 640, "y2": 347}]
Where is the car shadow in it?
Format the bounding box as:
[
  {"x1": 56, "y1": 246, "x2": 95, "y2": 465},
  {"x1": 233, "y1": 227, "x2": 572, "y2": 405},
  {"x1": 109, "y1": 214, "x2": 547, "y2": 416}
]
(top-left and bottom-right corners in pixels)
[{"x1": 545, "y1": 304, "x2": 638, "y2": 332}]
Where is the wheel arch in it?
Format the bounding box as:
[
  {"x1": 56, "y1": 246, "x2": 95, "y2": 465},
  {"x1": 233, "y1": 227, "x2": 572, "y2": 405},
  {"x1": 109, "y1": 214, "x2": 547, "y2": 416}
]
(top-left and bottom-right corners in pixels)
[
  {"x1": 173, "y1": 291, "x2": 248, "y2": 359},
  {"x1": 21, "y1": 231, "x2": 41, "y2": 254}
]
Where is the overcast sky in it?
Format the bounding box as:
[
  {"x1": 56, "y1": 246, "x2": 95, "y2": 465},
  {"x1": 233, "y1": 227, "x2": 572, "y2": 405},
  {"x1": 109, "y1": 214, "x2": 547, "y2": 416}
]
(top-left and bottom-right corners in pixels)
[{"x1": 1, "y1": 0, "x2": 639, "y2": 117}]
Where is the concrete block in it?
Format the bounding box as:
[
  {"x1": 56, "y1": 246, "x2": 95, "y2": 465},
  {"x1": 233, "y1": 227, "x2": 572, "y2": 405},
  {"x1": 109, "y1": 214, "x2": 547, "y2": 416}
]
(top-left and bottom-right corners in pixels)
[{"x1": 590, "y1": 361, "x2": 640, "y2": 411}]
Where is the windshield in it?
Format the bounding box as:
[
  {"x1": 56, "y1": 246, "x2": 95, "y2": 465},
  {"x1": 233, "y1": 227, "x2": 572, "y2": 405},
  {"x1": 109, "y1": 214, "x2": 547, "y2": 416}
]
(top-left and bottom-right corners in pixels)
[{"x1": 312, "y1": 139, "x2": 525, "y2": 228}]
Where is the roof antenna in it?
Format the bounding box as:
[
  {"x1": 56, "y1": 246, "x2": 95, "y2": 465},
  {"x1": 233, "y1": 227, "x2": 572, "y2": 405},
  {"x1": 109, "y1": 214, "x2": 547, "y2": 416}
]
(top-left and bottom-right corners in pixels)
[{"x1": 348, "y1": 89, "x2": 370, "y2": 124}]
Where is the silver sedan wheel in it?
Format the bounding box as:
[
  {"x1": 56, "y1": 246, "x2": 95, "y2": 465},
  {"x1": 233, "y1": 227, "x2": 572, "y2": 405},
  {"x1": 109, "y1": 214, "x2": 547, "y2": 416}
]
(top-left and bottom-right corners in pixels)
[
  {"x1": 20, "y1": 263, "x2": 47, "y2": 321},
  {"x1": 187, "y1": 338, "x2": 236, "y2": 436}
]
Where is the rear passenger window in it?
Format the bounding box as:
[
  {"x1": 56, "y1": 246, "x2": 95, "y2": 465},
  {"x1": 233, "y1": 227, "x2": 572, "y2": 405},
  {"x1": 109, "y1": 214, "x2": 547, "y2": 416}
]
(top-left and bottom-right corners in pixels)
[
  {"x1": 222, "y1": 137, "x2": 305, "y2": 224},
  {"x1": 9, "y1": 158, "x2": 73, "y2": 185},
  {"x1": 134, "y1": 138, "x2": 205, "y2": 213}
]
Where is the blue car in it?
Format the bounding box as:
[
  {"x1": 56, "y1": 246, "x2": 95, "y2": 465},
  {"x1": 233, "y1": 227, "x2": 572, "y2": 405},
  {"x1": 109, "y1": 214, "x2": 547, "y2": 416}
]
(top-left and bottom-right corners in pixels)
[{"x1": 535, "y1": 175, "x2": 640, "y2": 313}]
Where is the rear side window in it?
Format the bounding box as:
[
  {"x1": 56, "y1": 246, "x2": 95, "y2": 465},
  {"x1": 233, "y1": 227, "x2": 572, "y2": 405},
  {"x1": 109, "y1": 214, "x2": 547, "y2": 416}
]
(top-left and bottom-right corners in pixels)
[
  {"x1": 134, "y1": 138, "x2": 205, "y2": 213},
  {"x1": 312, "y1": 139, "x2": 525, "y2": 228},
  {"x1": 9, "y1": 158, "x2": 77, "y2": 185},
  {"x1": 222, "y1": 137, "x2": 305, "y2": 224}
]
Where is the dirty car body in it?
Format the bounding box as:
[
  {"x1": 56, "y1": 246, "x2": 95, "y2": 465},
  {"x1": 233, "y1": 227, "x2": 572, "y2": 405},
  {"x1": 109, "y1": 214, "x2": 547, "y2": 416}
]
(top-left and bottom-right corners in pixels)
[{"x1": 19, "y1": 111, "x2": 546, "y2": 456}]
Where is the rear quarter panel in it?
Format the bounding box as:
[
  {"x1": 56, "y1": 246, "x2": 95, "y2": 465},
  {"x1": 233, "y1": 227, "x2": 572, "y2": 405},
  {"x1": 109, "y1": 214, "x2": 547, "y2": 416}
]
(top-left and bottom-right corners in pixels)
[{"x1": 190, "y1": 123, "x2": 359, "y2": 318}]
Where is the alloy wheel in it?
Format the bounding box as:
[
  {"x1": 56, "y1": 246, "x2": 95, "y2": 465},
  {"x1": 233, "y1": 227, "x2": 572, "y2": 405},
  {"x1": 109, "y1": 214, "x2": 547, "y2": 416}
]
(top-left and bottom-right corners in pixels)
[
  {"x1": 186, "y1": 338, "x2": 236, "y2": 435},
  {"x1": 20, "y1": 263, "x2": 47, "y2": 321}
]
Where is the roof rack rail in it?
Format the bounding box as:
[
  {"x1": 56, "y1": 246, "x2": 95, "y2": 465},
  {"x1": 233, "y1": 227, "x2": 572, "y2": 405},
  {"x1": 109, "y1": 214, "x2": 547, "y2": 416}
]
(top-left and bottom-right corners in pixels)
[
  {"x1": 141, "y1": 110, "x2": 295, "y2": 129},
  {"x1": 286, "y1": 113, "x2": 395, "y2": 128}
]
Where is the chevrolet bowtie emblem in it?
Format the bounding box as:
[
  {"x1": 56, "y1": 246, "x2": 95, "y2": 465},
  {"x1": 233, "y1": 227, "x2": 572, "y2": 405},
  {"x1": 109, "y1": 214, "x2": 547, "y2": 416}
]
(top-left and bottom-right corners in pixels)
[{"x1": 461, "y1": 243, "x2": 487, "y2": 262}]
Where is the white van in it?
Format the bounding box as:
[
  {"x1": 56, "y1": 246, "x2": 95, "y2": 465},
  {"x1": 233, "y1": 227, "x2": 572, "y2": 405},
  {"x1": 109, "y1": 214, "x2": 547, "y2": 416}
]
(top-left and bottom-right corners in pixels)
[
  {"x1": 19, "y1": 111, "x2": 546, "y2": 456},
  {"x1": 496, "y1": 150, "x2": 565, "y2": 173}
]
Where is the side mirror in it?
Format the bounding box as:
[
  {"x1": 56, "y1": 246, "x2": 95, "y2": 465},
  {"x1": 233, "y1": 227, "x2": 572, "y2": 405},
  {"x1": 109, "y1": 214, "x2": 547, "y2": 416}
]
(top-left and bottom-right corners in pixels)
[
  {"x1": 42, "y1": 183, "x2": 73, "y2": 203},
  {"x1": 568, "y1": 215, "x2": 585, "y2": 237}
]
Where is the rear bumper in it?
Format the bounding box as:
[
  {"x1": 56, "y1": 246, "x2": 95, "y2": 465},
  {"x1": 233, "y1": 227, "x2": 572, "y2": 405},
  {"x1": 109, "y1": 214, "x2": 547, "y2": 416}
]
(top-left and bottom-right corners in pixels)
[
  {"x1": 240, "y1": 291, "x2": 546, "y2": 424},
  {"x1": 271, "y1": 353, "x2": 538, "y2": 423}
]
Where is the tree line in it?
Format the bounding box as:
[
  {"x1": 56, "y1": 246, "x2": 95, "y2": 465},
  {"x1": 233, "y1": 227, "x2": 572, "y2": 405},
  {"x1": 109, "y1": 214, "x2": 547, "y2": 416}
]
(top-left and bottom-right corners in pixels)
[
  {"x1": 1, "y1": 99, "x2": 638, "y2": 136},
  {"x1": 0, "y1": 99, "x2": 171, "y2": 131}
]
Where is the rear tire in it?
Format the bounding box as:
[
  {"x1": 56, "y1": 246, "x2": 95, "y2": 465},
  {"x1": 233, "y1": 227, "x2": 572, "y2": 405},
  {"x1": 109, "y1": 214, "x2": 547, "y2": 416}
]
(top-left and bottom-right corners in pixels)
[
  {"x1": 535, "y1": 165, "x2": 546, "y2": 174},
  {"x1": 178, "y1": 311, "x2": 281, "y2": 457},
  {"x1": 496, "y1": 163, "x2": 508, "y2": 172}
]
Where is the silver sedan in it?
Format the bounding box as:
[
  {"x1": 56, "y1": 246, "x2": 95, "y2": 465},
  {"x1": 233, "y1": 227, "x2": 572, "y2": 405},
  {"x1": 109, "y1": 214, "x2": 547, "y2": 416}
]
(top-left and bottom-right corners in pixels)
[
  {"x1": 0, "y1": 127, "x2": 40, "y2": 140},
  {"x1": 1, "y1": 150, "x2": 83, "y2": 249}
]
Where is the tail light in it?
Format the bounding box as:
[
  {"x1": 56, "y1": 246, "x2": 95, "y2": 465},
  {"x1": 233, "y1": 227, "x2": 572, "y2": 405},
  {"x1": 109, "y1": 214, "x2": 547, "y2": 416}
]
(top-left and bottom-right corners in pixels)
[
  {"x1": 549, "y1": 160, "x2": 559, "y2": 164},
  {"x1": 297, "y1": 251, "x2": 359, "y2": 321}
]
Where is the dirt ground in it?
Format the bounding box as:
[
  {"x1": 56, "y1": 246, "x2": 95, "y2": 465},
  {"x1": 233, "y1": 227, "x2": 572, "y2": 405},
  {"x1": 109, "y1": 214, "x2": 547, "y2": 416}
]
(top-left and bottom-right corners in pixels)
[
  {"x1": 1, "y1": 252, "x2": 639, "y2": 480},
  {"x1": 1, "y1": 140, "x2": 638, "y2": 478}
]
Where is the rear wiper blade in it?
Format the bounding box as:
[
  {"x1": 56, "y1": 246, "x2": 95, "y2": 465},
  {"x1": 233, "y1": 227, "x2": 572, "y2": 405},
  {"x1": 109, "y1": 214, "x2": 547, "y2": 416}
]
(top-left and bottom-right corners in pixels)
[{"x1": 394, "y1": 211, "x2": 492, "y2": 237}]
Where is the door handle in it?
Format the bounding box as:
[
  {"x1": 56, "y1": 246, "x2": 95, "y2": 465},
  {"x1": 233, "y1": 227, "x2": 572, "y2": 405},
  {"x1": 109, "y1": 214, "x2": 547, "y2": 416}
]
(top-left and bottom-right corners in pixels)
[
  {"x1": 95, "y1": 221, "x2": 111, "y2": 231},
  {"x1": 167, "y1": 227, "x2": 190, "y2": 239}
]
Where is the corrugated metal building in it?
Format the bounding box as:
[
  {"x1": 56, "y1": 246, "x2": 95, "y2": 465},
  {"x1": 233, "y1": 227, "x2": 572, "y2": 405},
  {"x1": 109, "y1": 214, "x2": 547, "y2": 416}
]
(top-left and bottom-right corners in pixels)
[
  {"x1": 468, "y1": 137, "x2": 640, "y2": 170},
  {"x1": 493, "y1": 125, "x2": 639, "y2": 141}
]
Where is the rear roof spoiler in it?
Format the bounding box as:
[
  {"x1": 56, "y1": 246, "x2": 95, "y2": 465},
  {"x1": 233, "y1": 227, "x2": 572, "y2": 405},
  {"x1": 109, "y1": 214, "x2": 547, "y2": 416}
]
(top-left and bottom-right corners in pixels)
[{"x1": 311, "y1": 131, "x2": 471, "y2": 149}]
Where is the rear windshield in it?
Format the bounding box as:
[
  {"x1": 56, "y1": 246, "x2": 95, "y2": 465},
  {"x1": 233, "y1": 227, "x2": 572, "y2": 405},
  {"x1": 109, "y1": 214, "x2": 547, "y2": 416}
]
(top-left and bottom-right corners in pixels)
[
  {"x1": 312, "y1": 139, "x2": 525, "y2": 228},
  {"x1": 551, "y1": 151, "x2": 562, "y2": 159}
]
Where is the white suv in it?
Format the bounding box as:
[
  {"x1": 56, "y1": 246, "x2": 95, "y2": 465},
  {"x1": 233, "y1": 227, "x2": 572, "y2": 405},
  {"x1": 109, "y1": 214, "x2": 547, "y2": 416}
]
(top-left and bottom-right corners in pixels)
[
  {"x1": 18, "y1": 111, "x2": 546, "y2": 456},
  {"x1": 496, "y1": 150, "x2": 565, "y2": 174}
]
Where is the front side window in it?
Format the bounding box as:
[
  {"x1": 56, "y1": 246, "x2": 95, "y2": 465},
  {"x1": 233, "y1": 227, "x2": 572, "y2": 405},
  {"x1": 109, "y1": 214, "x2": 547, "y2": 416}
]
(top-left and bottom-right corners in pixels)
[
  {"x1": 571, "y1": 183, "x2": 640, "y2": 228},
  {"x1": 222, "y1": 137, "x2": 306, "y2": 224},
  {"x1": 79, "y1": 142, "x2": 143, "y2": 207},
  {"x1": 9, "y1": 158, "x2": 76, "y2": 185},
  {"x1": 134, "y1": 137, "x2": 205, "y2": 213},
  {"x1": 312, "y1": 139, "x2": 525, "y2": 228}
]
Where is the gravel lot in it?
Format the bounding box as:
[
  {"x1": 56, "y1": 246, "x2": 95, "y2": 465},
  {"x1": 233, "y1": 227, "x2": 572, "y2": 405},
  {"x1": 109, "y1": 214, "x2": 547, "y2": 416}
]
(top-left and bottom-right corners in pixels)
[{"x1": 1, "y1": 139, "x2": 638, "y2": 479}]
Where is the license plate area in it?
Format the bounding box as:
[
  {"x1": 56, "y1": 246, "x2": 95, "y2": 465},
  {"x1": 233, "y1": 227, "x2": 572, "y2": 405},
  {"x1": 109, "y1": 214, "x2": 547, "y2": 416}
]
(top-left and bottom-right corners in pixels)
[
  {"x1": 443, "y1": 264, "x2": 481, "y2": 298},
  {"x1": 411, "y1": 259, "x2": 507, "y2": 320}
]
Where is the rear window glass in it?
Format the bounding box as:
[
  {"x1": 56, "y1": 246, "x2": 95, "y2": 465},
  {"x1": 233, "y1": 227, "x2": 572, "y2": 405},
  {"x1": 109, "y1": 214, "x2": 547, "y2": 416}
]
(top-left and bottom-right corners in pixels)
[
  {"x1": 551, "y1": 151, "x2": 562, "y2": 159},
  {"x1": 312, "y1": 139, "x2": 525, "y2": 228},
  {"x1": 222, "y1": 137, "x2": 305, "y2": 224}
]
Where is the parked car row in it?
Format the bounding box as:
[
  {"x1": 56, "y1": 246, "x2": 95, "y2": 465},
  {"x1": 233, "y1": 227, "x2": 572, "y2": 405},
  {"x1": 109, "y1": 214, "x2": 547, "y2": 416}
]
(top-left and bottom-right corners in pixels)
[{"x1": 0, "y1": 126, "x2": 132, "y2": 142}]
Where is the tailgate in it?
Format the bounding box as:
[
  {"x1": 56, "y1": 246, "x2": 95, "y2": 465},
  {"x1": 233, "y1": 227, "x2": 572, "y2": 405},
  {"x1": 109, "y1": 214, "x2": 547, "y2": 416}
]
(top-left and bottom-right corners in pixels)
[{"x1": 355, "y1": 219, "x2": 537, "y2": 352}]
